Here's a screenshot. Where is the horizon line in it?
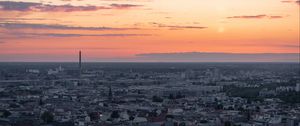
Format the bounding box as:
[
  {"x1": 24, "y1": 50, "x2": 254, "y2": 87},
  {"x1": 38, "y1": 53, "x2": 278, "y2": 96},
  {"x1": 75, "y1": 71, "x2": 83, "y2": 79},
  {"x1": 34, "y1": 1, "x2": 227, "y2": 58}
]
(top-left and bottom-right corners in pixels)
[{"x1": 0, "y1": 61, "x2": 299, "y2": 63}]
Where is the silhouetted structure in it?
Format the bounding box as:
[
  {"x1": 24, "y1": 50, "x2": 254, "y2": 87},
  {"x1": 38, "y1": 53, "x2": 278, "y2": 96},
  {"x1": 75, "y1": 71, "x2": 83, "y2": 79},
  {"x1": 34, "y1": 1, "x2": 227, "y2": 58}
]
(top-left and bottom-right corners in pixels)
[
  {"x1": 108, "y1": 85, "x2": 113, "y2": 102},
  {"x1": 79, "y1": 51, "x2": 82, "y2": 77}
]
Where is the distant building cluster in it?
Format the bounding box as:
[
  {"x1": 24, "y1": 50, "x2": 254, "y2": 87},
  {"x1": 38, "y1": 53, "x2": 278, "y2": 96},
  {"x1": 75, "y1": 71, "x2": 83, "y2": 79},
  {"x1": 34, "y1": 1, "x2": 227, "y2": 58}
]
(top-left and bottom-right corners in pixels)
[{"x1": 0, "y1": 62, "x2": 299, "y2": 126}]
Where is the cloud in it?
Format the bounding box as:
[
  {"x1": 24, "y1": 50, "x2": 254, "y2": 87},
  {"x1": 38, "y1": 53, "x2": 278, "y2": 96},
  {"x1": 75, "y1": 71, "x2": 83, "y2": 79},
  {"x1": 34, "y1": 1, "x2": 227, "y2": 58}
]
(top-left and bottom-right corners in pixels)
[
  {"x1": 136, "y1": 52, "x2": 299, "y2": 62},
  {"x1": 0, "y1": 23, "x2": 140, "y2": 31},
  {"x1": 281, "y1": 0, "x2": 293, "y2": 2},
  {"x1": 0, "y1": 18, "x2": 58, "y2": 22},
  {"x1": 34, "y1": 4, "x2": 109, "y2": 12},
  {"x1": 150, "y1": 22, "x2": 207, "y2": 30},
  {"x1": 241, "y1": 43, "x2": 299, "y2": 49},
  {"x1": 281, "y1": 0, "x2": 300, "y2": 5},
  {"x1": 0, "y1": 1, "x2": 107, "y2": 12},
  {"x1": 27, "y1": 33, "x2": 151, "y2": 37},
  {"x1": 110, "y1": 4, "x2": 143, "y2": 9},
  {"x1": 269, "y1": 16, "x2": 284, "y2": 19},
  {"x1": 0, "y1": 1, "x2": 39, "y2": 11},
  {"x1": 227, "y1": 15, "x2": 267, "y2": 19},
  {"x1": 101, "y1": 0, "x2": 152, "y2": 1},
  {"x1": 38, "y1": 47, "x2": 125, "y2": 50},
  {"x1": 0, "y1": 1, "x2": 142, "y2": 12},
  {"x1": 61, "y1": 0, "x2": 150, "y2": 1},
  {"x1": 227, "y1": 15, "x2": 283, "y2": 19},
  {"x1": 1, "y1": 32, "x2": 151, "y2": 39},
  {"x1": 279, "y1": 44, "x2": 300, "y2": 48}
]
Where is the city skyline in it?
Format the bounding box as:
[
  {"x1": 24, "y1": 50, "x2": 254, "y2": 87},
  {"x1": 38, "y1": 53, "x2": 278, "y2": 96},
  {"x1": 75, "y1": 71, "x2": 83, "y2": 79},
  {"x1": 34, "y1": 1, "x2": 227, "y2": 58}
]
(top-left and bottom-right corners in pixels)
[{"x1": 0, "y1": 0, "x2": 299, "y2": 62}]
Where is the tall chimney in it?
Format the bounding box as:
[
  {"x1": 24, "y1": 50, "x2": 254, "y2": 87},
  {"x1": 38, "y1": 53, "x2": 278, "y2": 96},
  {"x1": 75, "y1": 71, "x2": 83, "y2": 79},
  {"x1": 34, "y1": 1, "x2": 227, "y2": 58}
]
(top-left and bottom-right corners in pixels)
[{"x1": 79, "y1": 50, "x2": 82, "y2": 76}]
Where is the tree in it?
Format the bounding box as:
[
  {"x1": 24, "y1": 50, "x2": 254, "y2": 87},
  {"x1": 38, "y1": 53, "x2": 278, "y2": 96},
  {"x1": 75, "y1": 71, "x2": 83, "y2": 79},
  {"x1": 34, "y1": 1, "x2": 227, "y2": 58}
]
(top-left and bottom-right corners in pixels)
[
  {"x1": 168, "y1": 94, "x2": 175, "y2": 99},
  {"x1": 215, "y1": 104, "x2": 223, "y2": 110},
  {"x1": 179, "y1": 122, "x2": 186, "y2": 126},
  {"x1": 224, "y1": 121, "x2": 231, "y2": 126},
  {"x1": 129, "y1": 116, "x2": 135, "y2": 121},
  {"x1": 228, "y1": 106, "x2": 234, "y2": 110},
  {"x1": 199, "y1": 120, "x2": 208, "y2": 123},
  {"x1": 89, "y1": 112, "x2": 100, "y2": 121},
  {"x1": 111, "y1": 111, "x2": 120, "y2": 119},
  {"x1": 41, "y1": 111, "x2": 54, "y2": 123},
  {"x1": 246, "y1": 110, "x2": 251, "y2": 121},
  {"x1": 137, "y1": 90, "x2": 142, "y2": 94},
  {"x1": 0, "y1": 110, "x2": 11, "y2": 118},
  {"x1": 278, "y1": 92, "x2": 300, "y2": 103},
  {"x1": 176, "y1": 92, "x2": 185, "y2": 99},
  {"x1": 39, "y1": 99, "x2": 44, "y2": 106},
  {"x1": 148, "y1": 110, "x2": 158, "y2": 117},
  {"x1": 152, "y1": 95, "x2": 163, "y2": 102},
  {"x1": 255, "y1": 106, "x2": 260, "y2": 112}
]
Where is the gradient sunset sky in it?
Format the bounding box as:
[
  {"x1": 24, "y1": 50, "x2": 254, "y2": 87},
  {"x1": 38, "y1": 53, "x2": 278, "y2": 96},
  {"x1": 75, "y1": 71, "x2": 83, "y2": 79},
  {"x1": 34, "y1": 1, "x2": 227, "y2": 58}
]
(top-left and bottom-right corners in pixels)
[{"x1": 0, "y1": 0, "x2": 299, "y2": 62}]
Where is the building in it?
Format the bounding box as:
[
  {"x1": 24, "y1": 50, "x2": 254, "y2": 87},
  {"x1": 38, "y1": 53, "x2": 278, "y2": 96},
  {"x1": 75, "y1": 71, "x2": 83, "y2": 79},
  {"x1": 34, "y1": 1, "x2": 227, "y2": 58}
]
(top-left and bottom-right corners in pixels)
[{"x1": 296, "y1": 83, "x2": 300, "y2": 92}]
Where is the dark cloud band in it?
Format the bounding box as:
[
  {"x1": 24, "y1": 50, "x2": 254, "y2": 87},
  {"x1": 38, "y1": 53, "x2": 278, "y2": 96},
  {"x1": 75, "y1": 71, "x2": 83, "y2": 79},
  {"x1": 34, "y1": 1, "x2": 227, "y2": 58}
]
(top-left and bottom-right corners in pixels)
[
  {"x1": 136, "y1": 52, "x2": 299, "y2": 62},
  {"x1": 0, "y1": 1, "x2": 143, "y2": 12},
  {"x1": 227, "y1": 15, "x2": 284, "y2": 19},
  {"x1": 150, "y1": 22, "x2": 207, "y2": 30},
  {"x1": 0, "y1": 23, "x2": 140, "y2": 31}
]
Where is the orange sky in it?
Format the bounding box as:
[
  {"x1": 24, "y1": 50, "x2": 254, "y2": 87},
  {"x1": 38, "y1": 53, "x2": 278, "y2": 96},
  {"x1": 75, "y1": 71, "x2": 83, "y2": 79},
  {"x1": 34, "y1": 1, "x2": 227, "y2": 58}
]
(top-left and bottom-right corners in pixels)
[{"x1": 0, "y1": 0, "x2": 299, "y2": 61}]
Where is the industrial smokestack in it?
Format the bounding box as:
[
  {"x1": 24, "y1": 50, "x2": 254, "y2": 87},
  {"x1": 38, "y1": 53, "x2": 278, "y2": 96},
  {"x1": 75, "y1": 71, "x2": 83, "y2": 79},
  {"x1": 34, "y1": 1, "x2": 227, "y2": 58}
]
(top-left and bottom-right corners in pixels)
[{"x1": 79, "y1": 50, "x2": 82, "y2": 77}]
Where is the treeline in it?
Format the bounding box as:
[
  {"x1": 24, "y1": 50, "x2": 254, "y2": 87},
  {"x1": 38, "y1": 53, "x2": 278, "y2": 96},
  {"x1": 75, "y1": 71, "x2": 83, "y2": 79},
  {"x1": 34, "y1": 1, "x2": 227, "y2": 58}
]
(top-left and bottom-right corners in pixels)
[
  {"x1": 223, "y1": 86, "x2": 261, "y2": 101},
  {"x1": 277, "y1": 92, "x2": 300, "y2": 103},
  {"x1": 224, "y1": 85, "x2": 300, "y2": 103}
]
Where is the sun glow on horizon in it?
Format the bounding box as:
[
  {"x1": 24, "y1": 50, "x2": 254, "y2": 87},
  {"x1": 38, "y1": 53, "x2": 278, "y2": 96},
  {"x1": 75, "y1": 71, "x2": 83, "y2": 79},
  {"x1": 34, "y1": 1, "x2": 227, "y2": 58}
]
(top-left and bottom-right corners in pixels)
[{"x1": 0, "y1": 0, "x2": 299, "y2": 61}]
